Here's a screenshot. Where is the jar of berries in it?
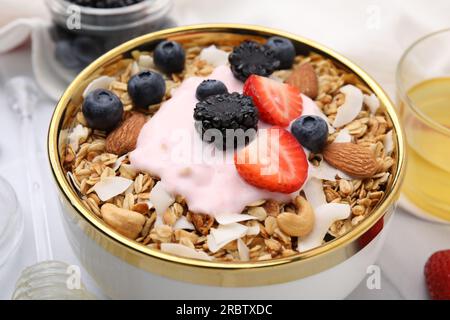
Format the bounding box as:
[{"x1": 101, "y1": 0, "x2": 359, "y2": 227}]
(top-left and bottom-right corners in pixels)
[{"x1": 45, "y1": 0, "x2": 174, "y2": 72}]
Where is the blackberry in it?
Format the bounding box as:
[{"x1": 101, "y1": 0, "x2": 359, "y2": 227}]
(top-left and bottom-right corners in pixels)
[
  {"x1": 228, "y1": 41, "x2": 280, "y2": 82},
  {"x1": 193, "y1": 93, "x2": 259, "y2": 149},
  {"x1": 66, "y1": 0, "x2": 144, "y2": 8}
]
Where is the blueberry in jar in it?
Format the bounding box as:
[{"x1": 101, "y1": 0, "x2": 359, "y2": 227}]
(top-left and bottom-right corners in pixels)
[
  {"x1": 128, "y1": 70, "x2": 166, "y2": 109},
  {"x1": 72, "y1": 36, "x2": 104, "y2": 65},
  {"x1": 54, "y1": 40, "x2": 84, "y2": 70},
  {"x1": 266, "y1": 36, "x2": 296, "y2": 69},
  {"x1": 195, "y1": 80, "x2": 228, "y2": 101},
  {"x1": 291, "y1": 115, "x2": 329, "y2": 153},
  {"x1": 49, "y1": 24, "x2": 74, "y2": 43},
  {"x1": 66, "y1": 0, "x2": 144, "y2": 8},
  {"x1": 54, "y1": 35, "x2": 103, "y2": 70},
  {"x1": 82, "y1": 89, "x2": 124, "y2": 131},
  {"x1": 153, "y1": 40, "x2": 186, "y2": 74}
]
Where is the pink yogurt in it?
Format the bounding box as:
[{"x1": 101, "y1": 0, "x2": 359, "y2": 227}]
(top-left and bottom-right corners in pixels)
[{"x1": 130, "y1": 65, "x2": 318, "y2": 216}]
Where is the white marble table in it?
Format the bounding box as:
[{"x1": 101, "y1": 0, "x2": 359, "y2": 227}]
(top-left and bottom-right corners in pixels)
[{"x1": 0, "y1": 0, "x2": 449, "y2": 300}]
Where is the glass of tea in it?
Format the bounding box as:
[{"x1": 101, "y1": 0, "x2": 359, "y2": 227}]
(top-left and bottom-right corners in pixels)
[{"x1": 397, "y1": 29, "x2": 450, "y2": 223}]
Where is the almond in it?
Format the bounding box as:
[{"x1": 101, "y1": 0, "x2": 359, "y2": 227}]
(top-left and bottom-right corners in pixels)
[
  {"x1": 286, "y1": 63, "x2": 319, "y2": 99},
  {"x1": 106, "y1": 112, "x2": 147, "y2": 156},
  {"x1": 323, "y1": 143, "x2": 379, "y2": 178}
]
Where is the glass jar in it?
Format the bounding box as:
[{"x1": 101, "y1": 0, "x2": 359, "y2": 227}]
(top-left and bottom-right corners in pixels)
[
  {"x1": 45, "y1": 0, "x2": 174, "y2": 73},
  {"x1": 397, "y1": 29, "x2": 450, "y2": 223},
  {"x1": 12, "y1": 261, "x2": 95, "y2": 300}
]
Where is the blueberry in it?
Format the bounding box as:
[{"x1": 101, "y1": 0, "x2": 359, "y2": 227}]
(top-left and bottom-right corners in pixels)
[
  {"x1": 195, "y1": 80, "x2": 228, "y2": 101},
  {"x1": 54, "y1": 40, "x2": 83, "y2": 70},
  {"x1": 49, "y1": 25, "x2": 74, "y2": 43},
  {"x1": 266, "y1": 36, "x2": 296, "y2": 69},
  {"x1": 153, "y1": 40, "x2": 186, "y2": 74},
  {"x1": 72, "y1": 36, "x2": 103, "y2": 65},
  {"x1": 82, "y1": 89, "x2": 123, "y2": 131},
  {"x1": 128, "y1": 70, "x2": 166, "y2": 109},
  {"x1": 291, "y1": 115, "x2": 329, "y2": 153}
]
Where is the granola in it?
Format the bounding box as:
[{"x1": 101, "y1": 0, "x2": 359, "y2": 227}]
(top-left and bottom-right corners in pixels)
[{"x1": 61, "y1": 39, "x2": 395, "y2": 262}]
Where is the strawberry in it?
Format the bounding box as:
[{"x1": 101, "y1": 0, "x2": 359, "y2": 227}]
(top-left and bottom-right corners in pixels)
[
  {"x1": 424, "y1": 250, "x2": 450, "y2": 300},
  {"x1": 234, "y1": 127, "x2": 308, "y2": 193},
  {"x1": 243, "y1": 75, "x2": 303, "y2": 127}
]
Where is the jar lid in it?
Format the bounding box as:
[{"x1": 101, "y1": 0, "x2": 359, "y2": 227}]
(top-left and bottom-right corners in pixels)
[{"x1": 46, "y1": 0, "x2": 173, "y2": 33}]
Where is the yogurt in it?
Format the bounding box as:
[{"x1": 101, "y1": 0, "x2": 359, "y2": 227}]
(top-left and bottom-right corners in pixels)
[{"x1": 130, "y1": 66, "x2": 319, "y2": 216}]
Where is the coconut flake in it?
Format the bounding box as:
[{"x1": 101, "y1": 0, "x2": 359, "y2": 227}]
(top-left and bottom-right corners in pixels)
[
  {"x1": 66, "y1": 171, "x2": 81, "y2": 192},
  {"x1": 68, "y1": 124, "x2": 89, "y2": 153},
  {"x1": 215, "y1": 213, "x2": 257, "y2": 225},
  {"x1": 207, "y1": 223, "x2": 248, "y2": 253},
  {"x1": 199, "y1": 45, "x2": 229, "y2": 67},
  {"x1": 364, "y1": 93, "x2": 380, "y2": 114},
  {"x1": 173, "y1": 216, "x2": 195, "y2": 230},
  {"x1": 82, "y1": 76, "x2": 115, "y2": 98},
  {"x1": 138, "y1": 54, "x2": 154, "y2": 69},
  {"x1": 149, "y1": 182, "x2": 175, "y2": 215},
  {"x1": 154, "y1": 215, "x2": 164, "y2": 227},
  {"x1": 206, "y1": 234, "x2": 221, "y2": 253},
  {"x1": 112, "y1": 154, "x2": 128, "y2": 172},
  {"x1": 131, "y1": 61, "x2": 140, "y2": 76},
  {"x1": 333, "y1": 85, "x2": 363, "y2": 128},
  {"x1": 384, "y1": 130, "x2": 394, "y2": 155},
  {"x1": 246, "y1": 222, "x2": 260, "y2": 236},
  {"x1": 237, "y1": 238, "x2": 250, "y2": 261},
  {"x1": 309, "y1": 161, "x2": 352, "y2": 181},
  {"x1": 303, "y1": 177, "x2": 327, "y2": 209},
  {"x1": 334, "y1": 128, "x2": 352, "y2": 143},
  {"x1": 211, "y1": 223, "x2": 248, "y2": 244},
  {"x1": 93, "y1": 176, "x2": 133, "y2": 201},
  {"x1": 269, "y1": 74, "x2": 284, "y2": 83},
  {"x1": 298, "y1": 203, "x2": 351, "y2": 252},
  {"x1": 160, "y1": 243, "x2": 213, "y2": 261}
]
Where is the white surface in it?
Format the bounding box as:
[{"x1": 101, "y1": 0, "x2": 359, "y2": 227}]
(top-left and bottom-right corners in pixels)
[{"x1": 0, "y1": 0, "x2": 450, "y2": 299}]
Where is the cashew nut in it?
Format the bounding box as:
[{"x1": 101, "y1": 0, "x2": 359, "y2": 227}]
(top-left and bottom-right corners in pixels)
[
  {"x1": 276, "y1": 196, "x2": 315, "y2": 237},
  {"x1": 101, "y1": 203, "x2": 146, "y2": 239}
]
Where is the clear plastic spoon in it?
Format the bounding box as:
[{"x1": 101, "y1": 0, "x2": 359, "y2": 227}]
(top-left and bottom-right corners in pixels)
[
  {"x1": 0, "y1": 176, "x2": 24, "y2": 267},
  {"x1": 6, "y1": 77, "x2": 94, "y2": 299},
  {"x1": 6, "y1": 77, "x2": 52, "y2": 262}
]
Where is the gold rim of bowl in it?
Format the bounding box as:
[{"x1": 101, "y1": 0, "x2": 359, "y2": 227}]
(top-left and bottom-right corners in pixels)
[{"x1": 48, "y1": 24, "x2": 406, "y2": 287}]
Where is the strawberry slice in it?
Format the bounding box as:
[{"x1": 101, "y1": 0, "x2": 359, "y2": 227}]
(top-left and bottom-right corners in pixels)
[
  {"x1": 244, "y1": 75, "x2": 303, "y2": 127},
  {"x1": 234, "y1": 127, "x2": 308, "y2": 193}
]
